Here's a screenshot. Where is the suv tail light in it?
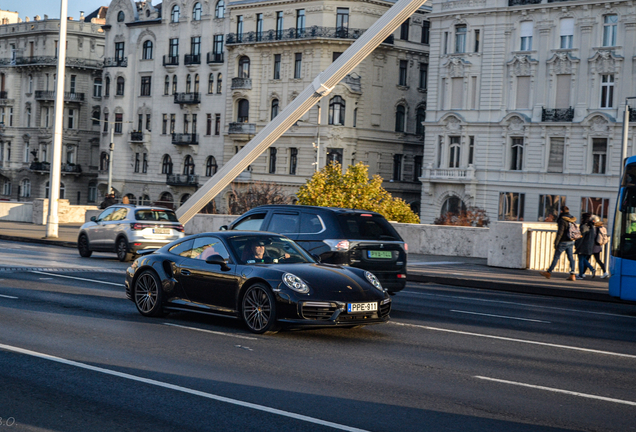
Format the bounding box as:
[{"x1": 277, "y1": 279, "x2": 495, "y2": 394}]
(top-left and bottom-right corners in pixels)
[
  {"x1": 174, "y1": 224, "x2": 184, "y2": 232},
  {"x1": 404, "y1": 243, "x2": 408, "y2": 252},
  {"x1": 323, "y1": 239, "x2": 350, "y2": 251},
  {"x1": 131, "y1": 223, "x2": 154, "y2": 230}
]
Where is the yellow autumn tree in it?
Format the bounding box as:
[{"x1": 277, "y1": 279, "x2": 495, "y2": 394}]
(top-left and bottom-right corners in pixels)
[{"x1": 296, "y1": 162, "x2": 420, "y2": 224}]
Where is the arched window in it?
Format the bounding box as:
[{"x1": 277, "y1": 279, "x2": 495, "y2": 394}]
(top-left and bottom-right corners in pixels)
[
  {"x1": 45, "y1": 181, "x2": 65, "y2": 199},
  {"x1": 215, "y1": 0, "x2": 225, "y2": 18},
  {"x1": 216, "y1": 73, "x2": 222, "y2": 93},
  {"x1": 183, "y1": 155, "x2": 195, "y2": 175},
  {"x1": 192, "y1": 3, "x2": 202, "y2": 20},
  {"x1": 237, "y1": 99, "x2": 249, "y2": 123},
  {"x1": 162, "y1": 154, "x2": 173, "y2": 174},
  {"x1": 172, "y1": 75, "x2": 177, "y2": 94},
  {"x1": 328, "y1": 96, "x2": 345, "y2": 125},
  {"x1": 164, "y1": 75, "x2": 170, "y2": 95},
  {"x1": 158, "y1": 192, "x2": 174, "y2": 209},
  {"x1": 440, "y1": 196, "x2": 466, "y2": 216},
  {"x1": 100, "y1": 152, "x2": 109, "y2": 170},
  {"x1": 104, "y1": 76, "x2": 110, "y2": 96},
  {"x1": 395, "y1": 105, "x2": 406, "y2": 132},
  {"x1": 449, "y1": 136, "x2": 461, "y2": 168},
  {"x1": 171, "y1": 5, "x2": 180, "y2": 23},
  {"x1": 117, "y1": 11, "x2": 125, "y2": 22},
  {"x1": 142, "y1": 40, "x2": 153, "y2": 60},
  {"x1": 208, "y1": 73, "x2": 214, "y2": 94},
  {"x1": 186, "y1": 74, "x2": 192, "y2": 93},
  {"x1": 238, "y1": 56, "x2": 250, "y2": 78},
  {"x1": 194, "y1": 74, "x2": 199, "y2": 93},
  {"x1": 271, "y1": 99, "x2": 279, "y2": 120},
  {"x1": 416, "y1": 105, "x2": 426, "y2": 135},
  {"x1": 20, "y1": 179, "x2": 30, "y2": 198},
  {"x1": 139, "y1": 194, "x2": 151, "y2": 205},
  {"x1": 206, "y1": 156, "x2": 218, "y2": 176},
  {"x1": 180, "y1": 194, "x2": 191, "y2": 206},
  {"x1": 116, "y1": 76, "x2": 125, "y2": 96}
]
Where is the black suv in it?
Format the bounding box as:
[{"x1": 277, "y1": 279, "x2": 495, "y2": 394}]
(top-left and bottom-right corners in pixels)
[{"x1": 223, "y1": 205, "x2": 407, "y2": 293}]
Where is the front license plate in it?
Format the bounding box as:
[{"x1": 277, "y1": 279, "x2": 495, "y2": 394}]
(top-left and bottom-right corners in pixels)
[
  {"x1": 368, "y1": 250, "x2": 392, "y2": 259},
  {"x1": 348, "y1": 302, "x2": 378, "y2": 313},
  {"x1": 153, "y1": 228, "x2": 170, "y2": 234}
]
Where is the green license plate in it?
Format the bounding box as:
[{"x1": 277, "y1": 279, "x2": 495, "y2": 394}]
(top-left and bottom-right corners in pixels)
[{"x1": 368, "y1": 250, "x2": 392, "y2": 259}]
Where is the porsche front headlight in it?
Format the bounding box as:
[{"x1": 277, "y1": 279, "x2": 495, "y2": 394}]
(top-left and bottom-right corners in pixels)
[
  {"x1": 282, "y1": 273, "x2": 309, "y2": 294},
  {"x1": 365, "y1": 271, "x2": 384, "y2": 292}
]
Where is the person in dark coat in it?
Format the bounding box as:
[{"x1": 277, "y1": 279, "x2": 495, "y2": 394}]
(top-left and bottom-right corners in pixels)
[
  {"x1": 590, "y1": 215, "x2": 609, "y2": 278},
  {"x1": 99, "y1": 193, "x2": 116, "y2": 209},
  {"x1": 575, "y1": 213, "x2": 596, "y2": 279},
  {"x1": 541, "y1": 206, "x2": 577, "y2": 281}
]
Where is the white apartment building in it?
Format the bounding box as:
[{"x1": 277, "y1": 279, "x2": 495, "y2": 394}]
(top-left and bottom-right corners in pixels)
[
  {"x1": 100, "y1": 0, "x2": 429, "y2": 213},
  {"x1": 421, "y1": 0, "x2": 634, "y2": 224},
  {"x1": 0, "y1": 11, "x2": 106, "y2": 204}
]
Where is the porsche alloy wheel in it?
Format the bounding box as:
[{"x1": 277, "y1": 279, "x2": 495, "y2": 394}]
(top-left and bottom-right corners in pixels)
[
  {"x1": 134, "y1": 270, "x2": 163, "y2": 317},
  {"x1": 241, "y1": 284, "x2": 278, "y2": 334}
]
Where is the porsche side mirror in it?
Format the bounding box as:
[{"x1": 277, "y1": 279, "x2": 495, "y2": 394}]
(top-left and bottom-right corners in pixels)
[
  {"x1": 219, "y1": 225, "x2": 228, "y2": 231},
  {"x1": 206, "y1": 254, "x2": 231, "y2": 271},
  {"x1": 312, "y1": 253, "x2": 322, "y2": 263},
  {"x1": 90, "y1": 216, "x2": 97, "y2": 222}
]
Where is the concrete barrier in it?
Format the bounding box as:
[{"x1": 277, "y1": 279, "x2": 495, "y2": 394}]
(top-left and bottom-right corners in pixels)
[
  {"x1": 0, "y1": 202, "x2": 33, "y2": 222},
  {"x1": 32, "y1": 199, "x2": 100, "y2": 225}
]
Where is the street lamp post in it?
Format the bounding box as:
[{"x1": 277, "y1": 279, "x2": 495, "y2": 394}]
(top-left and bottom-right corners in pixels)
[
  {"x1": 107, "y1": 125, "x2": 114, "y2": 195},
  {"x1": 313, "y1": 104, "x2": 321, "y2": 172}
]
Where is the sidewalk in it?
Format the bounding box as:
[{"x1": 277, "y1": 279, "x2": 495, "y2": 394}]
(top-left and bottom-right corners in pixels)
[{"x1": 0, "y1": 221, "x2": 616, "y2": 303}]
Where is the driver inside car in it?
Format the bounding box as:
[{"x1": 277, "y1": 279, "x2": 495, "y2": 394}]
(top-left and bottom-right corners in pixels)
[{"x1": 242, "y1": 239, "x2": 290, "y2": 263}]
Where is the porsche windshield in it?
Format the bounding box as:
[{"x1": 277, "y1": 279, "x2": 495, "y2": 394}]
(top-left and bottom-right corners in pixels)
[{"x1": 228, "y1": 235, "x2": 314, "y2": 265}]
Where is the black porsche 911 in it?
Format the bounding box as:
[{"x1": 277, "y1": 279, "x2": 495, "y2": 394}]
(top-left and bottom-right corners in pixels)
[{"x1": 125, "y1": 231, "x2": 392, "y2": 333}]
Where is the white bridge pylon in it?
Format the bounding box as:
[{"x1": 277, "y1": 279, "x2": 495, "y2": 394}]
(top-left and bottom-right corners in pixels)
[{"x1": 176, "y1": 0, "x2": 429, "y2": 224}]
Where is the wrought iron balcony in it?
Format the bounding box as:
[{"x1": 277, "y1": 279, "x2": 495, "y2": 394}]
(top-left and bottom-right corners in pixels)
[
  {"x1": 15, "y1": 56, "x2": 103, "y2": 69},
  {"x1": 130, "y1": 131, "x2": 144, "y2": 142},
  {"x1": 29, "y1": 161, "x2": 51, "y2": 172},
  {"x1": 231, "y1": 77, "x2": 252, "y2": 90},
  {"x1": 174, "y1": 92, "x2": 201, "y2": 104},
  {"x1": 206, "y1": 52, "x2": 224, "y2": 64},
  {"x1": 228, "y1": 122, "x2": 256, "y2": 135},
  {"x1": 172, "y1": 133, "x2": 199, "y2": 145},
  {"x1": 226, "y1": 26, "x2": 368, "y2": 45},
  {"x1": 542, "y1": 107, "x2": 574, "y2": 122},
  {"x1": 103, "y1": 57, "x2": 128, "y2": 68},
  {"x1": 62, "y1": 163, "x2": 82, "y2": 173},
  {"x1": 0, "y1": 91, "x2": 6, "y2": 99},
  {"x1": 34, "y1": 91, "x2": 85, "y2": 102},
  {"x1": 166, "y1": 174, "x2": 198, "y2": 186},
  {"x1": 163, "y1": 55, "x2": 179, "y2": 66},
  {"x1": 184, "y1": 54, "x2": 201, "y2": 65},
  {"x1": 629, "y1": 107, "x2": 636, "y2": 122},
  {"x1": 509, "y1": 0, "x2": 542, "y2": 5}
]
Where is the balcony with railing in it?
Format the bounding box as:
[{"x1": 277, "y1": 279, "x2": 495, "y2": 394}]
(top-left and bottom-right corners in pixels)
[
  {"x1": 29, "y1": 161, "x2": 51, "y2": 172},
  {"x1": 62, "y1": 163, "x2": 82, "y2": 173},
  {"x1": 228, "y1": 122, "x2": 256, "y2": 135},
  {"x1": 172, "y1": 133, "x2": 199, "y2": 145},
  {"x1": 206, "y1": 52, "x2": 224, "y2": 64},
  {"x1": 227, "y1": 26, "x2": 372, "y2": 45},
  {"x1": 184, "y1": 54, "x2": 201, "y2": 65},
  {"x1": 163, "y1": 55, "x2": 179, "y2": 67},
  {"x1": 422, "y1": 165, "x2": 476, "y2": 184},
  {"x1": 34, "y1": 91, "x2": 85, "y2": 102},
  {"x1": 130, "y1": 131, "x2": 144, "y2": 142},
  {"x1": 103, "y1": 57, "x2": 128, "y2": 68},
  {"x1": 166, "y1": 174, "x2": 199, "y2": 186},
  {"x1": 14, "y1": 56, "x2": 103, "y2": 69},
  {"x1": 542, "y1": 107, "x2": 574, "y2": 122},
  {"x1": 231, "y1": 77, "x2": 252, "y2": 90},
  {"x1": 509, "y1": 0, "x2": 542, "y2": 5},
  {"x1": 0, "y1": 91, "x2": 6, "y2": 99},
  {"x1": 174, "y1": 92, "x2": 201, "y2": 104}
]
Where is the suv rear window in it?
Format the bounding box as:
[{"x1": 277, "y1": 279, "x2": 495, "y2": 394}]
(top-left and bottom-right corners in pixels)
[
  {"x1": 337, "y1": 214, "x2": 401, "y2": 240},
  {"x1": 135, "y1": 209, "x2": 179, "y2": 222}
]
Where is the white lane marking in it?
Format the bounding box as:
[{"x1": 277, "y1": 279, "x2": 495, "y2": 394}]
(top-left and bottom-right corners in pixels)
[
  {"x1": 0, "y1": 342, "x2": 369, "y2": 432},
  {"x1": 408, "y1": 261, "x2": 466, "y2": 266},
  {"x1": 401, "y1": 290, "x2": 636, "y2": 320},
  {"x1": 474, "y1": 376, "x2": 636, "y2": 407},
  {"x1": 450, "y1": 310, "x2": 551, "y2": 323},
  {"x1": 39, "y1": 278, "x2": 53, "y2": 280},
  {"x1": 391, "y1": 322, "x2": 636, "y2": 359},
  {"x1": 30, "y1": 271, "x2": 123, "y2": 287},
  {"x1": 163, "y1": 323, "x2": 258, "y2": 341},
  {"x1": 0, "y1": 294, "x2": 18, "y2": 299}
]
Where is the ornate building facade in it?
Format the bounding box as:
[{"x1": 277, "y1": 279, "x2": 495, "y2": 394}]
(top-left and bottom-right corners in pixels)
[
  {"x1": 0, "y1": 12, "x2": 106, "y2": 204},
  {"x1": 421, "y1": 0, "x2": 635, "y2": 224}
]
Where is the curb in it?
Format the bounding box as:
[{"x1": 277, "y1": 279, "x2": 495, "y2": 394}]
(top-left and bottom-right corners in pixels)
[
  {"x1": 407, "y1": 273, "x2": 625, "y2": 304},
  {"x1": 0, "y1": 234, "x2": 76, "y2": 249}
]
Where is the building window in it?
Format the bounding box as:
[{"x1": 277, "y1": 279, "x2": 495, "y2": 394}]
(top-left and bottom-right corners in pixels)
[
  {"x1": 140, "y1": 76, "x2": 151, "y2": 96},
  {"x1": 213, "y1": 35, "x2": 223, "y2": 58},
  {"x1": 256, "y1": 14, "x2": 264, "y2": 41},
  {"x1": 592, "y1": 138, "x2": 607, "y2": 174},
  {"x1": 238, "y1": 56, "x2": 250, "y2": 78},
  {"x1": 499, "y1": 192, "x2": 525, "y2": 221},
  {"x1": 163, "y1": 75, "x2": 169, "y2": 95},
  {"x1": 88, "y1": 182, "x2": 97, "y2": 203},
  {"x1": 455, "y1": 25, "x2": 466, "y2": 53},
  {"x1": 186, "y1": 74, "x2": 192, "y2": 93},
  {"x1": 2, "y1": 181, "x2": 10, "y2": 196},
  {"x1": 206, "y1": 156, "x2": 217, "y2": 176},
  {"x1": 115, "y1": 42, "x2": 125, "y2": 61},
  {"x1": 328, "y1": 96, "x2": 345, "y2": 125},
  {"x1": 100, "y1": 152, "x2": 108, "y2": 170},
  {"x1": 105, "y1": 76, "x2": 110, "y2": 96},
  {"x1": 206, "y1": 114, "x2": 212, "y2": 135},
  {"x1": 600, "y1": 74, "x2": 614, "y2": 108},
  {"x1": 416, "y1": 106, "x2": 426, "y2": 135},
  {"x1": 449, "y1": 136, "x2": 461, "y2": 168},
  {"x1": 28, "y1": 75, "x2": 33, "y2": 93},
  {"x1": 353, "y1": 108, "x2": 357, "y2": 127},
  {"x1": 142, "y1": 40, "x2": 153, "y2": 59},
  {"x1": 419, "y1": 63, "x2": 428, "y2": 89},
  {"x1": 23, "y1": 142, "x2": 30, "y2": 162},
  {"x1": 26, "y1": 107, "x2": 31, "y2": 127},
  {"x1": 162, "y1": 114, "x2": 168, "y2": 134},
  {"x1": 93, "y1": 78, "x2": 102, "y2": 97},
  {"x1": 190, "y1": 37, "x2": 201, "y2": 57},
  {"x1": 336, "y1": 8, "x2": 349, "y2": 37},
  {"x1": 192, "y1": 114, "x2": 197, "y2": 134},
  {"x1": 559, "y1": 18, "x2": 574, "y2": 49},
  {"x1": 510, "y1": 137, "x2": 524, "y2": 170},
  {"x1": 194, "y1": 74, "x2": 200, "y2": 93},
  {"x1": 237, "y1": 15, "x2": 244, "y2": 41},
  {"x1": 269, "y1": 147, "x2": 277, "y2": 173},
  {"x1": 326, "y1": 148, "x2": 343, "y2": 166},
  {"x1": 103, "y1": 112, "x2": 109, "y2": 132},
  {"x1": 271, "y1": 99, "x2": 279, "y2": 120},
  {"x1": 400, "y1": 18, "x2": 410, "y2": 40},
  {"x1": 289, "y1": 148, "x2": 297, "y2": 175},
  {"x1": 237, "y1": 99, "x2": 249, "y2": 123},
  {"x1": 143, "y1": 153, "x2": 148, "y2": 173},
  {"x1": 443, "y1": 32, "x2": 449, "y2": 55},
  {"x1": 183, "y1": 155, "x2": 195, "y2": 175},
  {"x1": 273, "y1": 54, "x2": 281, "y2": 79},
  {"x1": 146, "y1": 114, "x2": 151, "y2": 132},
  {"x1": 162, "y1": 154, "x2": 173, "y2": 174},
  {"x1": 421, "y1": 21, "x2": 430, "y2": 44},
  {"x1": 117, "y1": 11, "x2": 125, "y2": 22},
  {"x1": 548, "y1": 137, "x2": 564, "y2": 173},
  {"x1": 183, "y1": 114, "x2": 190, "y2": 133},
  {"x1": 170, "y1": 114, "x2": 175, "y2": 134},
  {"x1": 474, "y1": 29, "x2": 480, "y2": 52},
  {"x1": 169, "y1": 38, "x2": 179, "y2": 59},
  {"x1": 603, "y1": 15, "x2": 618, "y2": 47},
  {"x1": 414, "y1": 155, "x2": 423, "y2": 180},
  {"x1": 138, "y1": 114, "x2": 143, "y2": 131},
  {"x1": 192, "y1": 3, "x2": 202, "y2": 21},
  {"x1": 215, "y1": 0, "x2": 225, "y2": 19},
  {"x1": 538, "y1": 195, "x2": 566, "y2": 222},
  {"x1": 116, "y1": 76, "x2": 125, "y2": 96},
  {"x1": 393, "y1": 154, "x2": 403, "y2": 181},
  {"x1": 134, "y1": 152, "x2": 140, "y2": 173},
  {"x1": 207, "y1": 73, "x2": 214, "y2": 94},
  {"x1": 520, "y1": 21, "x2": 533, "y2": 51},
  {"x1": 296, "y1": 9, "x2": 305, "y2": 37},
  {"x1": 217, "y1": 73, "x2": 222, "y2": 93},
  {"x1": 294, "y1": 53, "x2": 302, "y2": 79},
  {"x1": 67, "y1": 108, "x2": 75, "y2": 129},
  {"x1": 172, "y1": 75, "x2": 178, "y2": 94},
  {"x1": 399, "y1": 60, "x2": 408, "y2": 86},
  {"x1": 395, "y1": 105, "x2": 406, "y2": 133},
  {"x1": 581, "y1": 197, "x2": 610, "y2": 224},
  {"x1": 70, "y1": 75, "x2": 76, "y2": 93},
  {"x1": 115, "y1": 113, "x2": 123, "y2": 133},
  {"x1": 171, "y1": 5, "x2": 180, "y2": 23},
  {"x1": 215, "y1": 114, "x2": 221, "y2": 135},
  {"x1": 275, "y1": 11, "x2": 283, "y2": 40},
  {"x1": 468, "y1": 136, "x2": 475, "y2": 165}
]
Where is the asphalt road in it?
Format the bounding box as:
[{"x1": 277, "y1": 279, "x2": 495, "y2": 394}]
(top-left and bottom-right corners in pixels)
[{"x1": 0, "y1": 240, "x2": 635, "y2": 432}]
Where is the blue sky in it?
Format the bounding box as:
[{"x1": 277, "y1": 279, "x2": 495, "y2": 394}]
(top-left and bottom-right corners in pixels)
[{"x1": 1, "y1": 0, "x2": 110, "y2": 21}]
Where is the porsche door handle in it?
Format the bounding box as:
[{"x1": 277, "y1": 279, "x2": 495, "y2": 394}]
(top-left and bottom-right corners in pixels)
[{"x1": 181, "y1": 269, "x2": 191, "y2": 276}]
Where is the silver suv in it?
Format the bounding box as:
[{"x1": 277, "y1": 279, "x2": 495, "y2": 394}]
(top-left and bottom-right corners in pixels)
[{"x1": 78, "y1": 205, "x2": 185, "y2": 261}]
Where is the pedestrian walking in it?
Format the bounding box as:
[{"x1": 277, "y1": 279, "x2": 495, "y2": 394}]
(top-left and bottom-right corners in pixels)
[
  {"x1": 575, "y1": 213, "x2": 596, "y2": 279},
  {"x1": 590, "y1": 215, "x2": 609, "y2": 278},
  {"x1": 541, "y1": 206, "x2": 578, "y2": 281}
]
